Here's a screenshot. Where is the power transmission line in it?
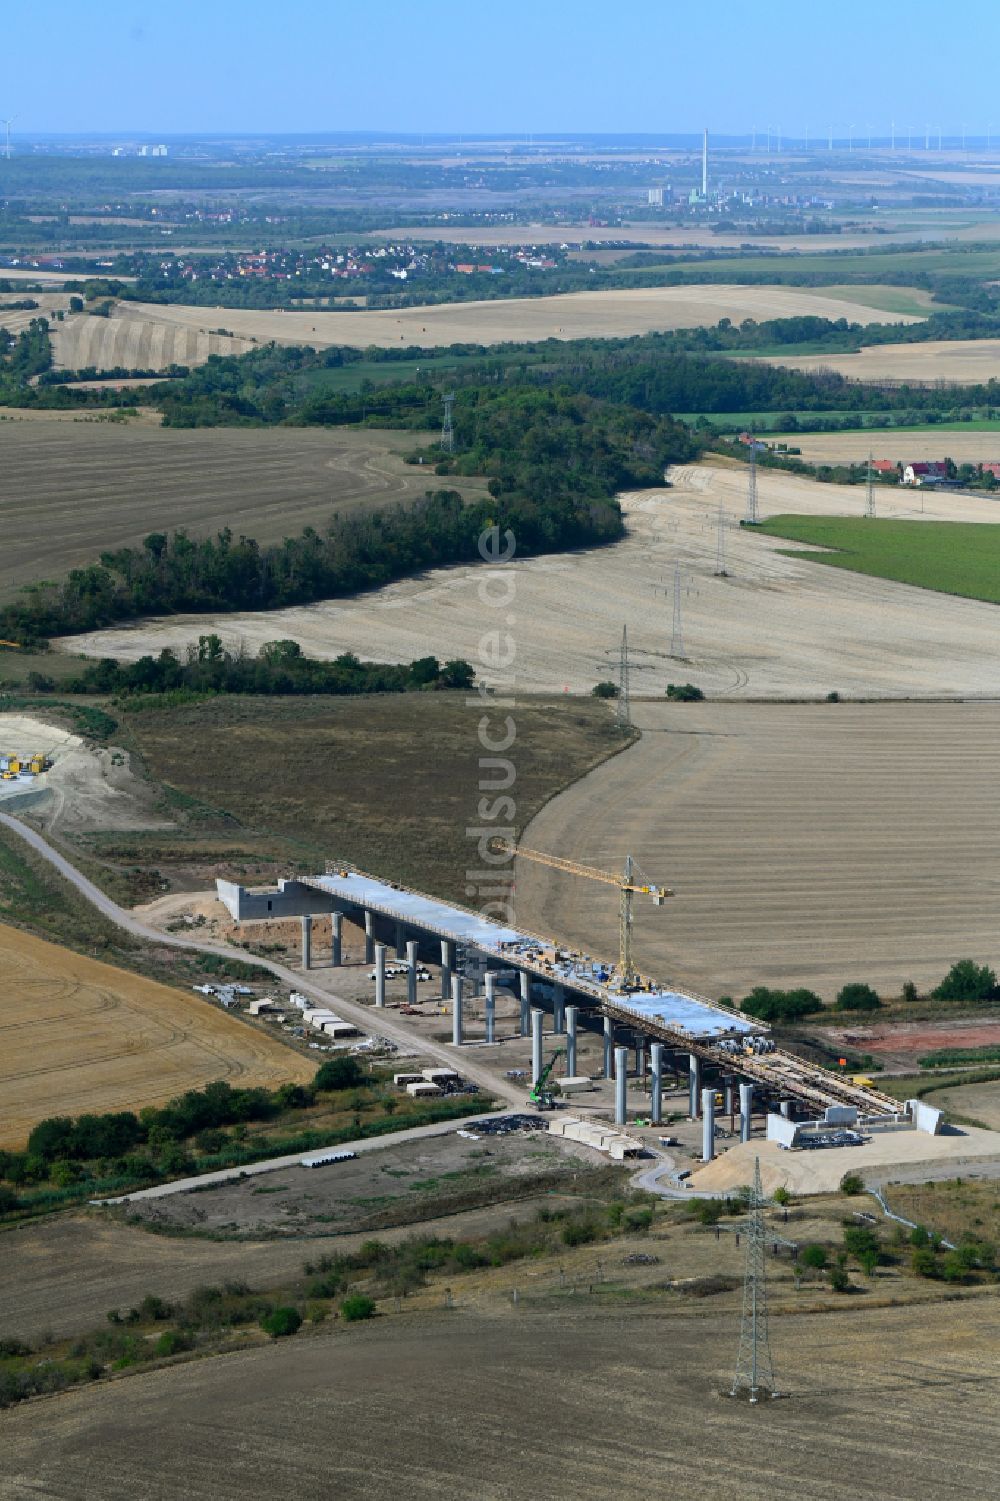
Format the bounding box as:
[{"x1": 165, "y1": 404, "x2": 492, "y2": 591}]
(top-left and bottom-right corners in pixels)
[{"x1": 730, "y1": 1157, "x2": 780, "y2": 1404}]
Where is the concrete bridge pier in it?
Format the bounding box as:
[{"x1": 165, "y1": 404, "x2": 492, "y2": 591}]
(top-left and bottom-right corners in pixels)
[
  {"x1": 614, "y1": 1046, "x2": 628, "y2": 1126},
  {"x1": 452, "y1": 975, "x2": 464, "y2": 1046},
  {"x1": 689, "y1": 1054, "x2": 702, "y2": 1119},
  {"x1": 565, "y1": 1005, "x2": 578, "y2": 1076},
  {"x1": 531, "y1": 1008, "x2": 544, "y2": 1085},
  {"x1": 301, "y1": 915, "x2": 313, "y2": 970},
  {"x1": 484, "y1": 972, "x2": 497, "y2": 1044},
  {"x1": 702, "y1": 1087, "x2": 716, "y2": 1162},
  {"x1": 603, "y1": 1016, "x2": 614, "y2": 1079},
  {"x1": 331, "y1": 911, "x2": 343, "y2": 967},
  {"x1": 406, "y1": 941, "x2": 419, "y2": 1006},
  {"x1": 374, "y1": 943, "x2": 387, "y2": 1008},
  {"x1": 650, "y1": 1042, "x2": 664, "y2": 1127},
  {"x1": 519, "y1": 972, "x2": 530, "y2": 1036},
  {"x1": 440, "y1": 940, "x2": 455, "y2": 999},
  {"x1": 364, "y1": 911, "x2": 374, "y2": 965},
  {"x1": 739, "y1": 1082, "x2": 753, "y2": 1143}
]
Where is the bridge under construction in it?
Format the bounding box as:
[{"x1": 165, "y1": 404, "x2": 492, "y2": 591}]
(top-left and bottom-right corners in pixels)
[{"x1": 218, "y1": 864, "x2": 908, "y2": 1133}]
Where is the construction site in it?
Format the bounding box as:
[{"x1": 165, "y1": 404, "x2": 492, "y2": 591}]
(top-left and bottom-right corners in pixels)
[{"x1": 217, "y1": 843, "x2": 939, "y2": 1181}]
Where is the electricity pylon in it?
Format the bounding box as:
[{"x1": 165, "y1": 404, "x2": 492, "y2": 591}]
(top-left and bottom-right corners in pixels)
[
  {"x1": 730, "y1": 1157, "x2": 780, "y2": 1403},
  {"x1": 745, "y1": 443, "x2": 759, "y2": 524},
  {"x1": 670, "y1": 560, "x2": 686, "y2": 658},
  {"x1": 715, "y1": 500, "x2": 728, "y2": 576},
  {"x1": 616, "y1": 625, "x2": 631, "y2": 729},
  {"x1": 440, "y1": 392, "x2": 455, "y2": 454},
  {"x1": 864, "y1": 450, "x2": 876, "y2": 519}
]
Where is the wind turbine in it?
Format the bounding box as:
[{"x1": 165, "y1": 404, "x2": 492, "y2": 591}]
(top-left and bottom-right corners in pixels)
[{"x1": 2, "y1": 115, "x2": 18, "y2": 162}]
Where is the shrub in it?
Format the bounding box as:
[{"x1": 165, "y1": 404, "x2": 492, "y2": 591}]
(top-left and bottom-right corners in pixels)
[
  {"x1": 839, "y1": 1172, "x2": 864, "y2": 1196},
  {"x1": 561, "y1": 1219, "x2": 598, "y2": 1247},
  {"x1": 591, "y1": 680, "x2": 618, "y2": 698},
  {"x1": 835, "y1": 983, "x2": 881, "y2": 1013},
  {"x1": 902, "y1": 980, "x2": 918, "y2": 1003},
  {"x1": 313, "y1": 1057, "x2": 364, "y2": 1092},
  {"x1": 799, "y1": 1244, "x2": 828, "y2": 1271},
  {"x1": 340, "y1": 1295, "x2": 376, "y2": 1323},
  {"x1": 772, "y1": 1186, "x2": 791, "y2": 1205},
  {"x1": 843, "y1": 1226, "x2": 880, "y2": 1261},
  {"x1": 260, "y1": 1307, "x2": 302, "y2": 1338},
  {"x1": 910, "y1": 1247, "x2": 938, "y2": 1278},
  {"x1": 932, "y1": 960, "x2": 998, "y2": 1003},
  {"x1": 741, "y1": 986, "x2": 823, "y2": 1023},
  {"x1": 665, "y1": 682, "x2": 704, "y2": 701},
  {"x1": 624, "y1": 1207, "x2": 654, "y2": 1233},
  {"x1": 153, "y1": 1330, "x2": 190, "y2": 1358},
  {"x1": 828, "y1": 1264, "x2": 851, "y2": 1292}
]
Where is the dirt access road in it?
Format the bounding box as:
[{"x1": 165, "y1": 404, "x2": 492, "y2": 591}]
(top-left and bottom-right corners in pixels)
[
  {"x1": 65, "y1": 461, "x2": 1000, "y2": 700},
  {"x1": 0, "y1": 814, "x2": 526, "y2": 1114}
]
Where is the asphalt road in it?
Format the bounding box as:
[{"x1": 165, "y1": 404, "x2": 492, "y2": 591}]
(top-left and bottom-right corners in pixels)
[{"x1": 0, "y1": 812, "x2": 527, "y2": 1111}]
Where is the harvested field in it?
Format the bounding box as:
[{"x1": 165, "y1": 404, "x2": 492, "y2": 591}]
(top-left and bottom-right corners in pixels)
[
  {"x1": 513, "y1": 701, "x2": 1000, "y2": 1001},
  {"x1": 689, "y1": 1130, "x2": 1000, "y2": 1197},
  {"x1": 0, "y1": 291, "x2": 70, "y2": 335},
  {"x1": 0, "y1": 424, "x2": 464, "y2": 601},
  {"x1": 372, "y1": 221, "x2": 938, "y2": 251},
  {"x1": 771, "y1": 430, "x2": 1000, "y2": 465},
  {"x1": 761, "y1": 337, "x2": 1000, "y2": 383},
  {"x1": 52, "y1": 306, "x2": 252, "y2": 371},
  {"x1": 0, "y1": 923, "x2": 311, "y2": 1147},
  {"x1": 69, "y1": 462, "x2": 1000, "y2": 700},
  {"x1": 3, "y1": 1300, "x2": 1000, "y2": 1500},
  {"x1": 920, "y1": 1079, "x2": 1000, "y2": 1132},
  {"x1": 832, "y1": 1020, "x2": 1000, "y2": 1073},
  {"x1": 100, "y1": 285, "x2": 918, "y2": 356}
]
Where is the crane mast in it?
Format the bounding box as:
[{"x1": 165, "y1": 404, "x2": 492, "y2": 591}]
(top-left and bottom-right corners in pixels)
[{"x1": 492, "y1": 840, "x2": 671, "y2": 987}]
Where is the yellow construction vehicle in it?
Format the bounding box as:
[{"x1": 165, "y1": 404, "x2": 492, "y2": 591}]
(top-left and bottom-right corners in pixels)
[{"x1": 490, "y1": 839, "x2": 671, "y2": 986}]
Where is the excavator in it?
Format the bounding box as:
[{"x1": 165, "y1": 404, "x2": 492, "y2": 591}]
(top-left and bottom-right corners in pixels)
[{"x1": 528, "y1": 1047, "x2": 565, "y2": 1111}]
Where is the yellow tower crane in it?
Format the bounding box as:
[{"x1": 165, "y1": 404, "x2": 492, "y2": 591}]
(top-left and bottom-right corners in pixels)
[{"x1": 491, "y1": 840, "x2": 672, "y2": 988}]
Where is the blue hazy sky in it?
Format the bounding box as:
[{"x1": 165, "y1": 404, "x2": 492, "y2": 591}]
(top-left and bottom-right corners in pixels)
[{"x1": 5, "y1": 0, "x2": 998, "y2": 137}]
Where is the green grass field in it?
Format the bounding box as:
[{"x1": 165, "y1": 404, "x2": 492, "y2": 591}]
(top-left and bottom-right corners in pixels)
[
  {"x1": 645, "y1": 245, "x2": 1000, "y2": 282},
  {"x1": 758, "y1": 514, "x2": 1000, "y2": 603}
]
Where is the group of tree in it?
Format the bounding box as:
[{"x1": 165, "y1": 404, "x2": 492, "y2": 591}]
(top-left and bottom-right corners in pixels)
[{"x1": 61, "y1": 638, "x2": 475, "y2": 700}]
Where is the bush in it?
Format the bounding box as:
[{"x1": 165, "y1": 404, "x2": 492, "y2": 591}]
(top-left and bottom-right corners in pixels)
[
  {"x1": 828, "y1": 1264, "x2": 851, "y2": 1292},
  {"x1": 340, "y1": 1294, "x2": 376, "y2": 1323},
  {"x1": 839, "y1": 1172, "x2": 864, "y2": 1196},
  {"x1": 561, "y1": 1219, "x2": 599, "y2": 1247},
  {"x1": 591, "y1": 680, "x2": 618, "y2": 698},
  {"x1": 902, "y1": 980, "x2": 918, "y2": 1003},
  {"x1": 835, "y1": 983, "x2": 881, "y2": 1012},
  {"x1": 932, "y1": 959, "x2": 998, "y2": 1003},
  {"x1": 741, "y1": 986, "x2": 823, "y2": 1023},
  {"x1": 260, "y1": 1307, "x2": 302, "y2": 1338},
  {"x1": 665, "y1": 682, "x2": 704, "y2": 701},
  {"x1": 910, "y1": 1247, "x2": 938, "y2": 1278},
  {"x1": 153, "y1": 1330, "x2": 190, "y2": 1358},
  {"x1": 313, "y1": 1057, "x2": 364, "y2": 1092},
  {"x1": 772, "y1": 1186, "x2": 790, "y2": 1205},
  {"x1": 799, "y1": 1244, "x2": 828, "y2": 1271}
]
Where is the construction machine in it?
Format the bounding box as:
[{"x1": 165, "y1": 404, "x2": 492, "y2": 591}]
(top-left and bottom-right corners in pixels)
[{"x1": 528, "y1": 1047, "x2": 566, "y2": 1110}]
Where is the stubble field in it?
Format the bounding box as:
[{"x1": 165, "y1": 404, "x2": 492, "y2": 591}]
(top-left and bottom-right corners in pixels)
[
  {"x1": 68, "y1": 462, "x2": 1000, "y2": 700},
  {"x1": 2, "y1": 1298, "x2": 999, "y2": 1500},
  {"x1": 761, "y1": 336, "x2": 1000, "y2": 383},
  {"x1": 0, "y1": 422, "x2": 469, "y2": 600},
  {"x1": 74, "y1": 284, "x2": 918, "y2": 363},
  {"x1": 513, "y1": 700, "x2": 1000, "y2": 1000},
  {"x1": 771, "y1": 430, "x2": 1000, "y2": 464},
  {"x1": 0, "y1": 922, "x2": 311, "y2": 1146}
]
